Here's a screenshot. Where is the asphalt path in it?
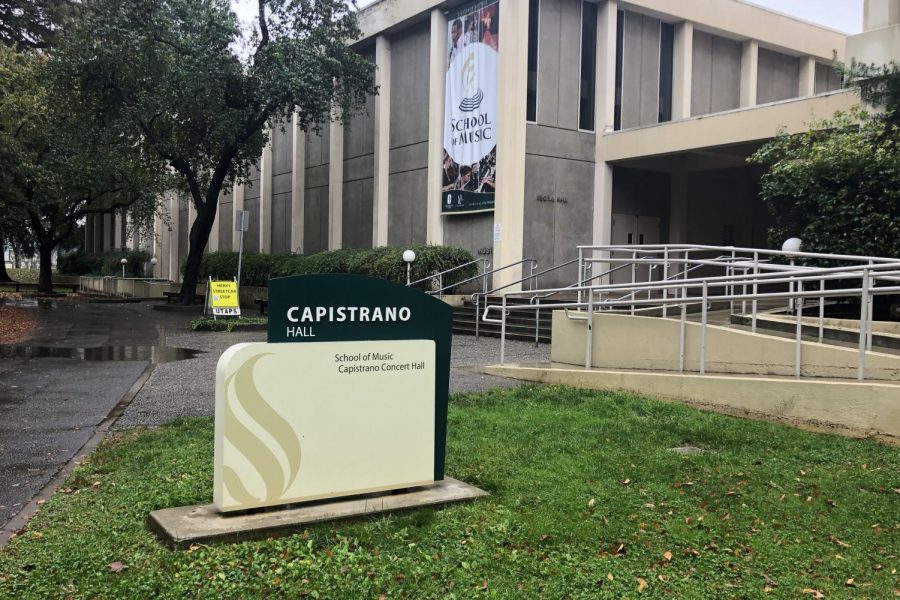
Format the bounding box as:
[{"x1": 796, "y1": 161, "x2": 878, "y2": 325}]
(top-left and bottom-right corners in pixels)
[{"x1": 0, "y1": 300, "x2": 193, "y2": 533}]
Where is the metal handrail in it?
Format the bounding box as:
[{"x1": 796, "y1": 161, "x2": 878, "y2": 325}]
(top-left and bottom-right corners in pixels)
[
  {"x1": 485, "y1": 252, "x2": 900, "y2": 382},
  {"x1": 579, "y1": 243, "x2": 899, "y2": 265},
  {"x1": 407, "y1": 258, "x2": 491, "y2": 294},
  {"x1": 464, "y1": 258, "x2": 538, "y2": 340}
]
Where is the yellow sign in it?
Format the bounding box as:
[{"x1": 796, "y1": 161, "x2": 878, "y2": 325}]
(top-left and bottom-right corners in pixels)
[
  {"x1": 214, "y1": 340, "x2": 435, "y2": 512},
  {"x1": 209, "y1": 280, "x2": 240, "y2": 316}
]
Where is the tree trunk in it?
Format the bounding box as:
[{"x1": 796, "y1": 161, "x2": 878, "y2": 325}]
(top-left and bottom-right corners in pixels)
[
  {"x1": 0, "y1": 237, "x2": 12, "y2": 282},
  {"x1": 178, "y1": 199, "x2": 218, "y2": 305},
  {"x1": 38, "y1": 242, "x2": 53, "y2": 294}
]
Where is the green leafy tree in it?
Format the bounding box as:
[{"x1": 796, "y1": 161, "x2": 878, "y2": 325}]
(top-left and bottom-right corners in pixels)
[
  {"x1": 55, "y1": 0, "x2": 376, "y2": 303},
  {"x1": 0, "y1": 46, "x2": 167, "y2": 292},
  {"x1": 0, "y1": 0, "x2": 76, "y2": 50},
  {"x1": 750, "y1": 108, "x2": 900, "y2": 258},
  {"x1": 838, "y1": 60, "x2": 900, "y2": 127}
]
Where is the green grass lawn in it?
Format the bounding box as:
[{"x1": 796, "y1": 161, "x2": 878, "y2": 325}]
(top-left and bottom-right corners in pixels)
[
  {"x1": 0, "y1": 386, "x2": 896, "y2": 599},
  {"x1": 5, "y1": 268, "x2": 39, "y2": 284}
]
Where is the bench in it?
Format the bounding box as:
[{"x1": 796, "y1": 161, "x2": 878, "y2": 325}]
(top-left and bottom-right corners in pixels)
[
  {"x1": 162, "y1": 291, "x2": 204, "y2": 305},
  {"x1": 0, "y1": 281, "x2": 79, "y2": 293},
  {"x1": 255, "y1": 298, "x2": 268, "y2": 315}
]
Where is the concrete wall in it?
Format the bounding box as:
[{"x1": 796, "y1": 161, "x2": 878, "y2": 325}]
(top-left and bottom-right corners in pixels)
[
  {"x1": 517, "y1": 0, "x2": 596, "y2": 288},
  {"x1": 343, "y1": 68, "x2": 376, "y2": 249},
  {"x1": 243, "y1": 165, "x2": 261, "y2": 252},
  {"x1": 691, "y1": 30, "x2": 741, "y2": 116},
  {"x1": 304, "y1": 124, "x2": 330, "y2": 254},
  {"x1": 814, "y1": 62, "x2": 842, "y2": 95},
  {"x1": 387, "y1": 22, "x2": 430, "y2": 247},
  {"x1": 619, "y1": 10, "x2": 663, "y2": 129},
  {"x1": 218, "y1": 189, "x2": 234, "y2": 251},
  {"x1": 270, "y1": 122, "x2": 293, "y2": 253},
  {"x1": 551, "y1": 312, "x2": 900, "y2": 381},
  {"x1": 757, "y1": 47, "x2": 800, "y2": 104}
]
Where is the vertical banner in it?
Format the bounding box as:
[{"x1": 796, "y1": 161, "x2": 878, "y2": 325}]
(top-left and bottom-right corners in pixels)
[{"x1": 442, "y1": 0, "x2": 499, "y2": 214}]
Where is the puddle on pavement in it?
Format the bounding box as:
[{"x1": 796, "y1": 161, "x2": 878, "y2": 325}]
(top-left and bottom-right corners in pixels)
[{"x1": 0, "y1": 345, "x2": 201, "y2": 363}]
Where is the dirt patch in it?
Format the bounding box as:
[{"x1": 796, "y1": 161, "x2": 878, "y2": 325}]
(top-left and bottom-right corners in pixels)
[{"x1": 0, "y1": 305, "x2": 36, "y2": 344}]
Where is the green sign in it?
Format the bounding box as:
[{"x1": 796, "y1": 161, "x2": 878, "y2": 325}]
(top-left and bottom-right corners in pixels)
[
  {"x1": 442, "y1": 189, "x2": 495, "y2": 214},
  {"x1": 266, "y1": 274, "x2": 453, "y2": 482}
]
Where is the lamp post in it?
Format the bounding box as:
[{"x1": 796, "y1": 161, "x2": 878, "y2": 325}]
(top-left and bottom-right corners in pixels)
[
  {"x1": 782, "y1": 238, "x2": 802, "y2": 315},
  {"x1": 120, "y1": 257, "x2": 128, "y2": 278},
  {"x1": 403, "y1": 249, "x2": 416, "y2": 286}
]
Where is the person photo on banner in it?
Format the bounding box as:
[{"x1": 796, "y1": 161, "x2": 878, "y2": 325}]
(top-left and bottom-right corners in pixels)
[
  {"x1": 480, "y1": 5, "x2": 499, "y2": 51},
  {"x1": 448, "y1": 18, "x2": 465, "y2": 67},
  {"x1": 465, "y1": 14, "x2": 477, "y2": 45}
]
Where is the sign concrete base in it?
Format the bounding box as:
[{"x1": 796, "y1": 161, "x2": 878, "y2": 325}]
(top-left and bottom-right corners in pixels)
[{"x1": 149, "y1": 478, "x2": 487, "y2": 549}]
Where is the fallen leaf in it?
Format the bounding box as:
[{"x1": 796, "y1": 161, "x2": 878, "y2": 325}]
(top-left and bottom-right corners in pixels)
[
  {"x1": 35, "y1": 499, "x2": 45, "y2": 506},
  {"x1": 31, "y1": 532, "x2": 43, "y2": 540},
  {"x1": 658, "y1": 575, "x2": 670, "y2": 583},
  {"x1": 607, "y1": 573, "x2": 614, "y2": 581},
  {"x1": 636, "y1": 577, "x2": 648, "y2": 591},
  {"x1": 619, "y1": 479, "x2": 632, "y2": 486},
  {"x1": 614, "y1": 543, "x2": 626, "y2": 556},
  {"x1": 764, "y1": 574, "x2": 778, "y2": 588},
  {"x1": 846, "y1": 579, "x2": 856, "y2": 587},
  {"x1": 663, "y1": 551, "x2": 673, "y2": 563},
  {"x1": 683, "y1": 548, "x2": 701, "y2": 557},
  {"x1": 830, "y1": 536, "x2": 851, "y2": 548},
  {"x1": 481, "y1": 580, "x2": 488, "y2": 590},
  {"x1": 801, "y1": 589, "x2": 824, "y2": 599},
  {"x1": 685, "y1": 516, "x2": 693, "y2": 525},
  {"x1": 588, "y1": 498, "x2": 596, "y2": 509},
  {"x1": 644, "y1": 503, "x2": 655, "y2": 509},
  {"x1": 109, "y1": 562, "x2": 124, "y2": 573},
  {"x1": 539, "y1": 534, "x2": 550, "y2": 542},
  {"x1": 379, "y1": 594, "x2": 387, "y2": 600}
]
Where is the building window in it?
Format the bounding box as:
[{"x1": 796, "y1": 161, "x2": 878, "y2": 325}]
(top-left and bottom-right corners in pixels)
[
  {"x1": 526, "y1": 0, "x2": 540, "y2": 123},
  {"x1": 614, "y1": 10, "x2": 624, "y2": 130},
  {"x1": 658, "y1": 22, "x2": 674, "y2": 123},
  {"x1": 579, "y1": 1, "x2": 598, "y2": 131}
]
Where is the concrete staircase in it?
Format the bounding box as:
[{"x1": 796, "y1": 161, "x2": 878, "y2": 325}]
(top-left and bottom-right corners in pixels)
[{"x1": 452, "y1": 296, "x2": 552, "y2": 343}]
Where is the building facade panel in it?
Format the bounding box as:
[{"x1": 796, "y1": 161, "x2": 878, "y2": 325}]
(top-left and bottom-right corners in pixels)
[
  {"x1": 218, "y1": 191, "x2": 233, "y2": 251},
  {"x1": 271, "y1": 191, "x2": 291, "y2": 253},
  {"x1": 757, "y1": 47, "x2": 801, "y2": 104},
  {"x1": 342, "y1": 178, "x2": 374, "y2": 249}
]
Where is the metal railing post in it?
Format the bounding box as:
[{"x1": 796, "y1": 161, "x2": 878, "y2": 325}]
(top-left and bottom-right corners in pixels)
[
  {"x1": 795, "y1": 281, "x2": 803, "y2": 378},
  {"x1": 534, "y1": 297, "x2": 541, "y2": 347},
  {"x1": 866, "y1": 261, "x2": 874, "y2": 351},
  {"x1": 585, "y1": 289, "x2": 594, "y2": 368},
  {"x1": 787, "y1": 258, "x2": 795, "y2": 314},
  {"x1": 818, "y1": 279, "x2": 825, "y2": 343},
  {"x1": 630, "y1": 251, "x2": 636, "y2": 315},
  {"x1": 700, "y1": 280, "x2": 708, "y2": 375},
  {"x1": 577, "y1": 247, "x2": 584, "y2": 304},
  {"x1": 752, "y1": 252, "x2": 759, "y2": 333},
  {"x1": 662, "y1": 248, "x2": 669, "y2": 319},
  {"x1": 679, "y1": 285, "x2": 686, "y2": 372},
  {"x1": 474, "y1": 295, "x2": 480, "y2": 341},
  {"x1": 858, "y1": 268, "x2": 870, "y2": 382},
  {"x1": 500, "y1": 295, "x2": 507, "y2": 365}
]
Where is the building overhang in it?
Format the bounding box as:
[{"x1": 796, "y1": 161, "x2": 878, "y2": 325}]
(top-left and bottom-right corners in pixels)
[{"x1": 599, "y1": 89, "x2": 860, "y2": 164}]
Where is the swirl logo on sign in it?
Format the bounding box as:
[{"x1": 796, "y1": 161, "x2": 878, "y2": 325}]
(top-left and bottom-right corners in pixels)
[{"x1": 223, "y1": 354, "x2": 302, "y2": 504}]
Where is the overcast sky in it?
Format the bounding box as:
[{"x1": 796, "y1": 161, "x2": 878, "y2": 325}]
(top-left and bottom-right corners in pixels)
[{"x1": 232, "y1": 0, "x2": 864, "y2": 35}]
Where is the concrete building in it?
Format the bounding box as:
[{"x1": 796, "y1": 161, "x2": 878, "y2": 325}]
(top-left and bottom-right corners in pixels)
[{"x1": 90, "y1": 0, "x2": 898, "y2": 290}]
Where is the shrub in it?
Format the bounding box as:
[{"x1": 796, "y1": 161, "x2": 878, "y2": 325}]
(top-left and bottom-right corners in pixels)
[
  {"x1": 57, "y1": 249, "x2": 151, "y2": 277},
  {"x1": 57, "y1": 251, "x2": 103, "y2": 275},
  {"x1": 199, "y1": 245, "x2": 477, "y2": 288}
]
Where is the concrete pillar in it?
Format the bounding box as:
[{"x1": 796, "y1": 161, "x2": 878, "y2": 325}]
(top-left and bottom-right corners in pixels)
[
  {"x1": 106, "y1": 213, "x2": 116, "y2": 251},
  {"x1": 328, "y1": 117, "x2": 344, "y2": 250},
  {"x1": 672, "y1": 21, "x2": 693, "y2": 120},
  {"x1": 592, "y1": 0, "x2": 618, "y2": 254},
  {"x1": 93, "y1": 214, "x2": 103, "y2": 254},
  {"x1": 668, "y1": 166, "x2": 689, "y2": 243},
  {"x1": 740, "y1": 40, "x2": 758, "y2": 107},
  {"x1": 426, "y1": 8, "x2": 447, "y2": 246},
  {"x1": 799, "y1": 56, "x2": 816, "y2": 97},
  {"x1": 864, "y1": 0, "x2": 900, "y2": 30},
  {"x1": 259, "y1": 134, "x2": 273, "y2": 253},
  {"x1": 373, "y1": 34, "x2": 391, "y2": 247},
  {"x1": 291, "y1": 110, "x2": 306, "y2": 254},
  {"x1": 232, "y1": 182, "x2": 245, "y2": 252},
  {"x1": 208, "y1": 196, "x2": 220, "y2": 252},
  {"x1": 152, "y1": 214, "x2": 161, "y2": 278},
  {"x1": 492, "y1": 0, "x2": 530, "y2": 290},
  {"x1": 168, "y1": 195, "x2": 180, "y2": 282}
]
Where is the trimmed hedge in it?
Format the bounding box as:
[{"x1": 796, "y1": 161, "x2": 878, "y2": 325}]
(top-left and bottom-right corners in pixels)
[
  {"x1": 193, "y1": 246, "x2": 478, "y2": 289},
  {"x1": 58, "y1": 249, "x2": 151, "y2": 277}
]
